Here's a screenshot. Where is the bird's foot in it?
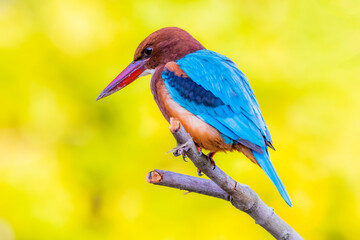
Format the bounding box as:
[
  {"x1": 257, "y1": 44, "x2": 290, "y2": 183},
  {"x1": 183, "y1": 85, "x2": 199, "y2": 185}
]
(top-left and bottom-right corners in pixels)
[
  {"x1": 197, "y1": 146, "x2": 202, "y2": 156},
  {"x1": 207, "y1": 152, "x2": 216, "y2": 170},
  {"x1": 168, "y1": 138, "x2": 193, "y2": 157},
  {"x1": 196, "y1": 152, "x2": 216, "y2": 176}
]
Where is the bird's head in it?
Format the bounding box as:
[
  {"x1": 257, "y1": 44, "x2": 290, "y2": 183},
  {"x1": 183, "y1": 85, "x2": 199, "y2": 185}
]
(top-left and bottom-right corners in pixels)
[{"x1": 96, "y1": 27, "x2": 205, "y2": 100}]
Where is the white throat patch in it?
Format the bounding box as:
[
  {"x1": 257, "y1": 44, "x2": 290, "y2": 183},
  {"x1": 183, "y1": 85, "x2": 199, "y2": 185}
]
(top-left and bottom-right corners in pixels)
[{"x1": 139, "y1": 69, "x2": 155, "y2": 77}]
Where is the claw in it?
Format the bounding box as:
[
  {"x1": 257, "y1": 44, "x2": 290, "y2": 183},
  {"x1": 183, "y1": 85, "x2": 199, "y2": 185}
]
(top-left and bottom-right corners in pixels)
[
  {"x1": 197, "y1": 168, "x2": 203, "y2": 176},
  {"x1": 207, "y1": 152, "x2": 216, "y2": 170},
  {"x1": 182, "y1": 153, "x2": 187, "y2": 162},
  {"x1": 197, "y1": 146, "x2": 202, "y2": 156}
]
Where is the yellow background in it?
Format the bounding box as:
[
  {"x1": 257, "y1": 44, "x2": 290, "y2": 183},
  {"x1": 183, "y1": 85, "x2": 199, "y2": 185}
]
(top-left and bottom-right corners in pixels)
[{"x1": 1, "y1": 0, "x2": 359, "y2": 239}]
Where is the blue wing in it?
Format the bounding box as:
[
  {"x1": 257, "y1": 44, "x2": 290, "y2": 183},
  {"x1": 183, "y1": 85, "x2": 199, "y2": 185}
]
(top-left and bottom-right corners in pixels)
[{"x1": 162, "y1": 50, "x2": 292, "y2": 206}]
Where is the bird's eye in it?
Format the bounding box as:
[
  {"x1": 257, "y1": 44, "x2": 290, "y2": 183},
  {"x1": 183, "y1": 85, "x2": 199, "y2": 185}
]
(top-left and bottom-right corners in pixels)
[{"x1": 143, "y1": 47, "x2": 152, "y2": 56}]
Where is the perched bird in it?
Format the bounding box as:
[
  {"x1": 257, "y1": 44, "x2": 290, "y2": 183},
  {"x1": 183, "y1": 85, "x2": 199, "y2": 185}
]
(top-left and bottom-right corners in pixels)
[{"x1": 97, "y1": 27, "x2": 292, "y2": 206}]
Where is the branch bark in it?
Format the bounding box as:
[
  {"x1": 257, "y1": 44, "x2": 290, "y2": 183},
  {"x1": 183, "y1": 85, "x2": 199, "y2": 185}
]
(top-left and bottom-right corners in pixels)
[{"x1": 147, "y1": 119, "x2": 303, "y2": 240}]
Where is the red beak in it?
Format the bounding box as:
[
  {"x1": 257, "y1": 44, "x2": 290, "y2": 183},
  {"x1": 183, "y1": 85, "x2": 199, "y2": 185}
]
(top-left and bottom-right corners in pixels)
[{"x1": 96, "y1": 59, "x2": 147, "y2": 101}]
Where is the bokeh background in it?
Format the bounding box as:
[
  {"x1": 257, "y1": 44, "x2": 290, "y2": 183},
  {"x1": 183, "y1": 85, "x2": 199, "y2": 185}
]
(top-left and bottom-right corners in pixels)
[{"x1": 1, "y1": 0, "x2": 360, "y2": 239}]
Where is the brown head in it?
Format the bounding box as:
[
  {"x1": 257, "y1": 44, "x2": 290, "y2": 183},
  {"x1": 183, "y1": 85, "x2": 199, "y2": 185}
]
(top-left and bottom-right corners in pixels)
[{"x1": 96, "y1": 27, "x2": 205, "y2": 100}]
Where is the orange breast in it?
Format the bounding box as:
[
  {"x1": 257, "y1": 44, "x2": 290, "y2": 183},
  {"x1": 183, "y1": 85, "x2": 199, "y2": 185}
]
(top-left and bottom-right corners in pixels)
[{"x1": 155, "y1": 76, "x2": 232, "y2": 152}]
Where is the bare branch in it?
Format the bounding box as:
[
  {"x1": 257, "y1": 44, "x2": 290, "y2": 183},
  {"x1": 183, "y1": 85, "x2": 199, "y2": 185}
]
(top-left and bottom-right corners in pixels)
[
  {"x1": 147, "y1": 119, "x2": 303, "y2": 240},
  {"x1": 146, "y1": 169, "x2": 230, "y2": 200}
]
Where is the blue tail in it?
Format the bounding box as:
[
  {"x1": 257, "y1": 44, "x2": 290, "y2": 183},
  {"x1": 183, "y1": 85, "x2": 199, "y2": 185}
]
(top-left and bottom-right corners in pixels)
[{"x1": 252, "y1": 147, "x2": 292, "y2": 207}]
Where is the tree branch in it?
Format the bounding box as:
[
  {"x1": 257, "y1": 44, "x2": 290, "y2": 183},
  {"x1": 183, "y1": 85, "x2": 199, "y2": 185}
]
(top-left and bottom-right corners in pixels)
[
  {"x1": 147, "y1": 170, "x2": 231, "y2": 200},
  {"x1": 147, "y1": 119, "x2": 303, "y2": 240}
]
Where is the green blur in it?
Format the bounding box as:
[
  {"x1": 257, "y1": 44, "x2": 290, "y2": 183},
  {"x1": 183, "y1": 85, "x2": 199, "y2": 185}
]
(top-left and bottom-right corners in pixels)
[{"x1": 0, "y1": 0, "x2": 359, "y2": 239}]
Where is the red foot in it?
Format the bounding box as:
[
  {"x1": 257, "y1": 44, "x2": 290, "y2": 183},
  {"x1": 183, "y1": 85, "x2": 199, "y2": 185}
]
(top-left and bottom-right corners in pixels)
[
  {"x1": 207, "y1": 152, "x2": 216, "y2": 170},
  {"x1": 197, "y1": 168, "x2": 203, "y2": 176},
  {"x1": 197, "y1": 146, "x2": 202, "y2": 155}
]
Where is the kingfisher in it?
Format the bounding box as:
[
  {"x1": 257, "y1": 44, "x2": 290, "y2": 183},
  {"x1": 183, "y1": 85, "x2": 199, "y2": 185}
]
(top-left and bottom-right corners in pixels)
[{"x1": 96, "y1": 27, "x2": 292, "y2": 206}]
